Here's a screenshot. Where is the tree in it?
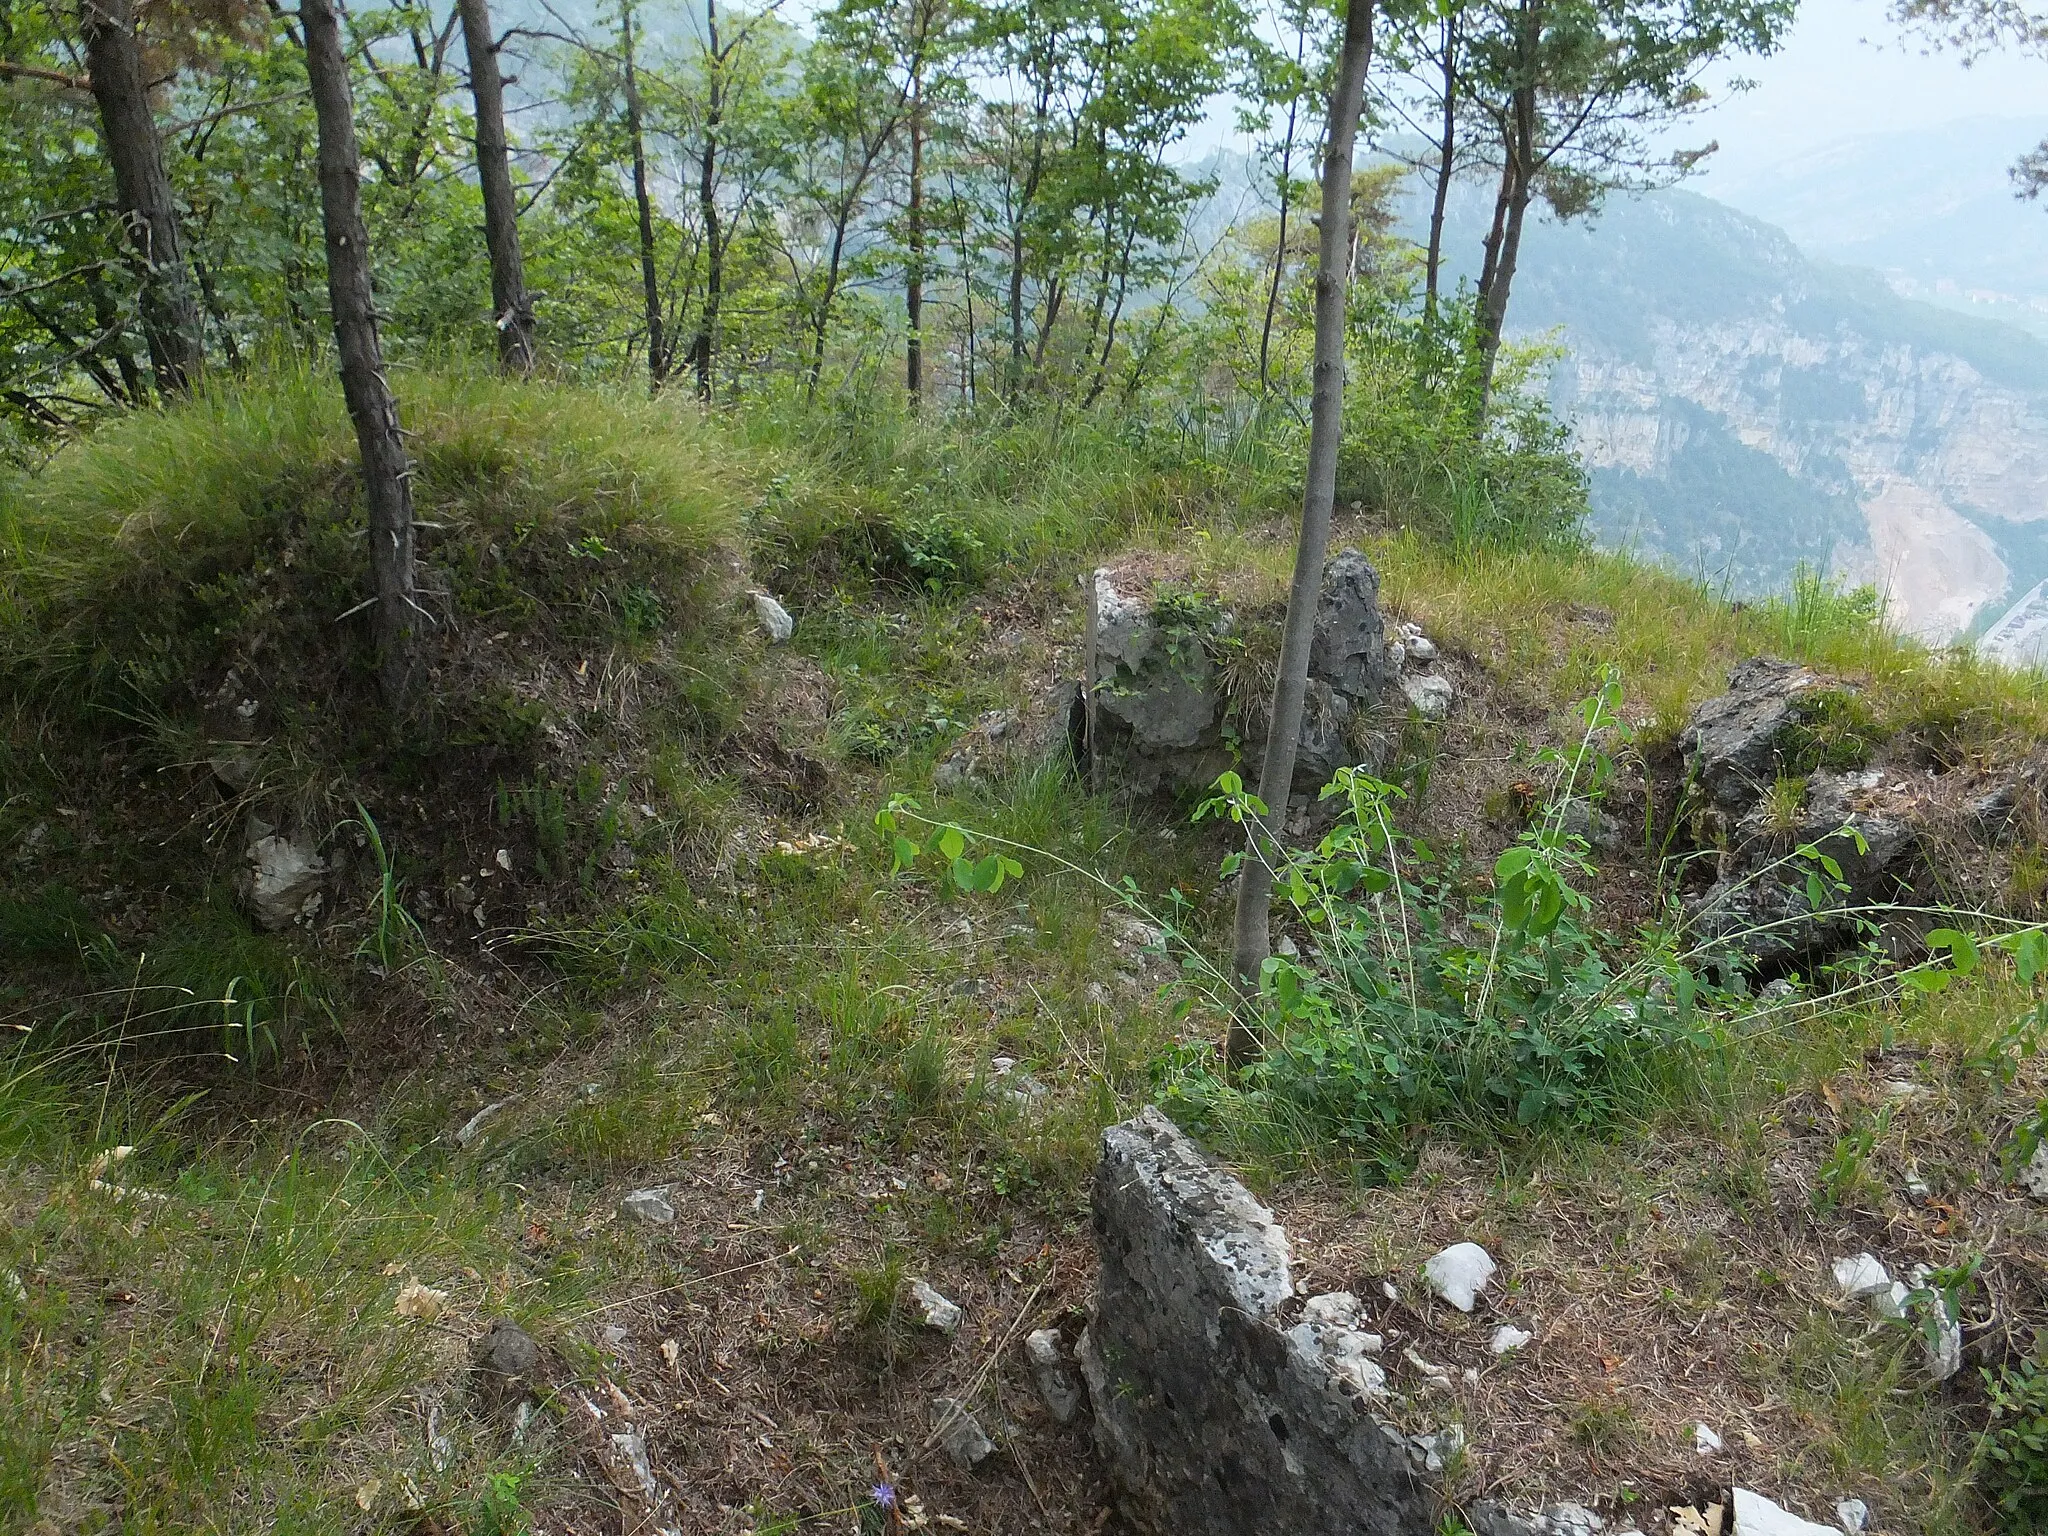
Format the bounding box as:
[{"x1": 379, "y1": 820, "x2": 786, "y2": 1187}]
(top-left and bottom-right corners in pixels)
[
  {"x1": 78, "y1": 0, "x2": 205, "y2": 395},
  {"x1": 1227, "y1": 0, "x2": 1376, "y2": 1065},
  {"x1": 301, "y1": 0, "x2": 418, "y2": 705},
  {"x1": 1459, "y1": 0, "x2": 1791, "y2": 410},
  {"x1": 457, "y1": 0, "x2": 535, "y2": 372},
  {"x1": 618, "y1": 0, "x2": 669, "y2": 387}
]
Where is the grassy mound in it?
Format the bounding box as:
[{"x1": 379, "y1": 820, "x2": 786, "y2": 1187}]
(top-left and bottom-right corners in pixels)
[{"x1": 0, "y1": 368, "x2": 763, "y2": 1059}]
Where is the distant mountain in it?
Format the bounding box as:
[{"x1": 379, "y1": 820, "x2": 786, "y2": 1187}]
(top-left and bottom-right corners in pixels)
[
  {"x1": 1704, "y1": 117, "x2": 2048, "y2": 338},
  {"x1": 1487, "y1": 189, "x2": 2048, "y2": 644}
]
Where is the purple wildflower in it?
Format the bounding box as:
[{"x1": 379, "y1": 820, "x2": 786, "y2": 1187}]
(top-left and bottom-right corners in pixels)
[{"x1": 870, "y1": 1483, "x2": 896, "y2": 1509}]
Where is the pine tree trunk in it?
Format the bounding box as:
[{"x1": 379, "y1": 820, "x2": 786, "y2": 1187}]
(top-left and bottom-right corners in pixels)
[
  {"x1": 906, "y1": 74, "x2": 924, "y2": 405},
  {"x1": 1227, "y1": 0, "x2": 1377, "y2": 1066},
  {"x1": 79, "y1": 0, "x2": 203, "y2": 397},
  {"x1": 303, "y1": 0, "x2": 418, "y2": 706},
  {"x1": 621, "y1": 1, "x2": 666, "y2": 389},
  {"x1": 458, "y1": 0, "x2": 534, "y2": 374}
]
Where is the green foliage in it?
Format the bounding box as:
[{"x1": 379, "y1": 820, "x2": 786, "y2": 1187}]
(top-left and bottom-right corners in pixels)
[
  {"x1": 1177, "y1": 674, "x2": 1719, "y2": 1173},
  {"x1": 1980, "y1": 1344, "x2": 2048, "y2": 1528}
]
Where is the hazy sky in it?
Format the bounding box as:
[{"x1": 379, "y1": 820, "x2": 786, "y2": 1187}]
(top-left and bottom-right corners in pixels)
[{"x1": 1687, "y1": 0, "x2": 2047, "y2": 184}]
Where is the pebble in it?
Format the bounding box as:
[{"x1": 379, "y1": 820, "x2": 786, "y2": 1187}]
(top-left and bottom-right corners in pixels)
[
  {"x1": 2020, "y1": 1141, "x2": 2048, "y2": 1200},
  {"x1": 930, "y1": 1396, "x2": 995, "y2": 1469},
  {"x1": 619, "y1": 1187, "x2": 677, "y2": 1225},
  {"x1": 1405, "y1": 635, "x2": 1439, "y2": 663},
  {"x1": 910, "y1": 1278, "x2": 962, "y2": 1335},
  {"x1": 1831, "y1": 1253, "x2": 1891, "y2": 1301},
  {"x1": 1489, "y1": 1324, "x2": 1532, "y2": 1355},
  {"x1": 1423, "y1": 1242, "x2": 1496, "y2": 1311},
  {"x1": 1694, "y1": 1422, "x2": 1723, "y2": 1456},
  {"x1": 1835, "y1": 1499, "x2": 1869, "y2": 1534},
  {"x1": 1024, "y1": 1329, "x2": 1082, "y2": 1423}
]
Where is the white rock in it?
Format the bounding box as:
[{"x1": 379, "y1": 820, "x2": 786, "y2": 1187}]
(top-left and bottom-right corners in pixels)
[
  {"x1": 1489, "y1": 1324, "x2": 1532, "y2": 1355},
  {"x1": 1409, "y1": 1423, "x2": 1464, "y2": 1472},
  {"x1": 1835, "y1": 1499, "x2": 1869, "y2": 1534},
  {"x1": 930, "y1": 1396, "x2": 994, "y2": 1469},
  {"x1": 1023, "y1": 1329, "x2": 1082, "y2": 1423},
  {"x1": 455, "y1": 1098, "x2": 513, "y2": 1147},
  {"x1": 751, "y1": 590, "x2": 795, "y2": 643},
  {"x1": 1399, "y1": 622, "x2": 1424, "y2": 641},
  {"x1": 241, "y1": 822, "x2": 327, "y2": 930},
  {"x1": 1423, "y1": 1242, "x2": 1496, "y2": 1311},
  {"x1": 1405, "y1": 635, "x2": 1439, "y2": 663},
  {"x1": 1693, "y1": 1421, "x2": 1723, "y2": 1456},
  {"x1": 2019, "y1": 1141, "x2": 2048, "y2": 1200},
  {"x1": 1731, "y1": 1488, "x2": 1844, "y2": 1536},
  {"x1": 619, "y1": 1186, "x2": 676, "y2": 1224},
  {"x1": 910, "y1": 1279, "x2": 962, "y2": 1335},
  {"x1": 1832, "y1": 1253, "x2": 1892, "y2": 1301},
  {"x1": 1539, "y1": 1503, "x2": 1605, "y2": 1534},
  {"x1": 1922, "y1": 1309, "x2": 1964, "y2": 1380},
  {"x1": 1401, "y1": 672, "x2": 1455, "y2": 720}
]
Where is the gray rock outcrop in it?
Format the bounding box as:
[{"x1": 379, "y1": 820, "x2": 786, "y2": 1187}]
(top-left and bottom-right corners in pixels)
[
  {"x1": 1679, "y1": 657, "x2": 1827, "y2": 814},
  {"x1": 237, "y1": 817, "x2": 327, "y2": 930},
  {"x1": 1078, "y1": 1107, "x2": 1436, "y2": 1535},
  {"x1": 1083, "y1": 550, "x2": 1395, "y2": 796}
]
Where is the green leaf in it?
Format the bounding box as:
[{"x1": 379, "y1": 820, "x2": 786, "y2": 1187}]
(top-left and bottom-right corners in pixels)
[{"x1": 937, "y1": 826, "x2": 966, "y2": 861}]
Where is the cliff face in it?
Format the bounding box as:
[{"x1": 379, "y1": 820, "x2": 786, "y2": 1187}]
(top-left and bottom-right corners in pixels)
[{"x1": 1502, "y1": 191, "x2": 2048, "y2": 646}]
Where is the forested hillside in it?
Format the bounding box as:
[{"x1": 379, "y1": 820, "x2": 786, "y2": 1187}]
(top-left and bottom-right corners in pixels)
[{"x1": 5, "y1": 0, "x2": 2048, "y2": 1531}]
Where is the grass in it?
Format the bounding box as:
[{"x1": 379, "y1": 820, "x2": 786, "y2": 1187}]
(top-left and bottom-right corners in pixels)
[{"x1": 1, "y1": 369, "x2": 2045, "y2": 1530}]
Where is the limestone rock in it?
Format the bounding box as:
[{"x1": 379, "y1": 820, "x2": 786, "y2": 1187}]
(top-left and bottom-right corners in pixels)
[
  {"x1": 1489, "y1": 1324, "x2": 1532, "y2": 1355},
  {"x1": 619, "y1": 1186, "x2": 676, "y2": 1225},
  {"x1": 910, "y1": 1278, "x2": 962, "y2": 1336},
  {"x1": 1832, "y1": 1253, "x2": 1892, "y2": 1301},
  {"x1": 238, "y1": 818, "x2": 327, "y2": 931},
  {"x1": 1024, "y1": 1328, "x2": 1083, "y2": 1424},
  {"x1": 1078, "y1": 1107, "x2": 1436, "y2": 1535},
  {"x1": 1399, "y1": 669, "x2": 1454, "y2": 721},
  {"x1": 2019, "y1": 1140, "x2": 2048, "y2": 1200},
  {"x1": 930, "y1": 1396, "x2": 995, "y2": 1469},
  {"x1": 1835, "y1": 1498, "x2": 1870, "y2": 1533},
  {"x1": 752, "y1": 590, "x2": 795, "y2": 643},
  {"x1": 1731, "y1": 1487, "x2": 1847, "y2": 1536},
  {"x1": 1679, "y1": 658, "x2": 1828, "y2": 814},
  {"x1": 1310, "y1": 549, "x2": 1394, "y2": 702},
  {"x1": 1422, "y1": 1242, "x2": 1495, "y2": 1312}
]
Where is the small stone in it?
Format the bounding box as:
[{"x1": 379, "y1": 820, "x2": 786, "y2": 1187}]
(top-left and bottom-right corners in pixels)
[
  {"x1": 1409, "y1": 1423, "x2": 1464, "y2": 1473},
  {"x1": 930, "y1": 1396, "x2": 994, "y2": 1469},
  {"x1": 1881, "y1": 1079, "x2": 1932, "y2": 1102},
  {"x1": 1539, "y1": 1503, "x2": 1605, "y2": 1534},
  {"x1": 1024, "y1": 1329, "x2": 1083, "y2": 1423},
  {"x1": 1922, "y1": 1309, "x2": 1964, "y2": 1380},
  {"x1": 1731, "y1": 1488, "x2": 1843, "y2": 1536},
  {"x1": 1084, "y1": 981, "x2": 1112, "y2": 1007},
  {"x1": 910, "y1": 1278, "x2": 962, "y2": 1335},
  {"x1": 2019, "y1": 1141, "x2": 2048, "y2": 1200},
  {"x1": 239, "y1": 819, "x2": 328, "y2": 930},
  {"x1": 1872, "y1": 1280, "x2": 1911, "y2": 1320},
  {"x1": 1405, "y1": 635, "x2": 1438, "y2": 663},
  {"x1": 455, "y1": 1098, "x2": 513, "y2": 1148},
  {"x1": 1401, "y1": 672, "x2": 1455, "y2": 721},
  {"x1": 1490, "y1": 1324, "x2": 1532, "y2": 1355},
  {"x1": 1694, "y1": 1421, "x2": 1723, "y2": 1456},
  {"x1": 1835, "y1": 1499, "x2": 1869, "y2": 1534},
  {"x1": 1760, "y1": 977, "x2": 1797, "y2": 1000},
  {"x1": 1832, "y1": 1253, "x2": 1891, "y2": 1301},
  {"x1": 1423, "y1": 1242, "x2": 1496, "y2": 1311},
  {"x1": 619, "y1": 1186, "x2": 676, "y2": 1224},
  {"x1": 752, "y1": 590, "x2": 795, "y2": 643},
  {"x1": 471, "y1": 1319, "x2": 543, "y2": 1414}
]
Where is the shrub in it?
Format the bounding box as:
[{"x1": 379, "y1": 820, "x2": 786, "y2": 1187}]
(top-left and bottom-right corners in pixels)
[{"x1": 1981, "y1": 1344, "x2": 2048, "y2": 1529}]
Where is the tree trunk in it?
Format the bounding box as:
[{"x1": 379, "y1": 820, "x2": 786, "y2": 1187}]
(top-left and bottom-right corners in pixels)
[
  {"x1": 79, "y1": 0, "x2": 204, "y2": 397},
  {"x1": 1257, "y1": 90, "x2": 1299, "y2": 398},
  {"x1": 1423, "y1": 11, "x2": 1457, "y2": 318},
  {"x1": 1227, "y1": 0, "x2": 1376, "y2": 1066},
  {"x1": 688, "y1": 0, "x2": 724, "y2": 402},
  {"x1": 621, "y1": 0, "x2": 666, "y2": 388},
  {"x1": 906, "y1": 72, "x2": 924, "y2": 405},
  {"x1": 303, "y1": 0, "x2": 418, "y2": 707},
  {"x1": 458, "y1": 0, "x2": 534, "y2": 374},
  {"x1": 1475, "y1": 65, "x2": 1535, "y2": 412}
]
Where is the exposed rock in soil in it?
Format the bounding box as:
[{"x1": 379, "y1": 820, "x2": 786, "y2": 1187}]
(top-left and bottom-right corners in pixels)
[
  {"x1": 237, "y1": 817, "x2": 328, "y2": 931},
  {"x1": 1024, "y1": 1328, "x2": 1083, "y2": 1424},
  {"x1": 1679, "y1": 658, "x2": 1829, "y2": 814},
  {"x1": 930, "y1": 1396, "x2": 995, "y2": 1469},
  {"x1": 1078, "y1": 1106, "x2": 1437, "y2": 1535},
  {"x1": 1081, "y1": 549, "x2": 1395, "y2": 797},
  {"x1": 470, "y1": 1319, "x2": 544, "y2": 1415}
]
